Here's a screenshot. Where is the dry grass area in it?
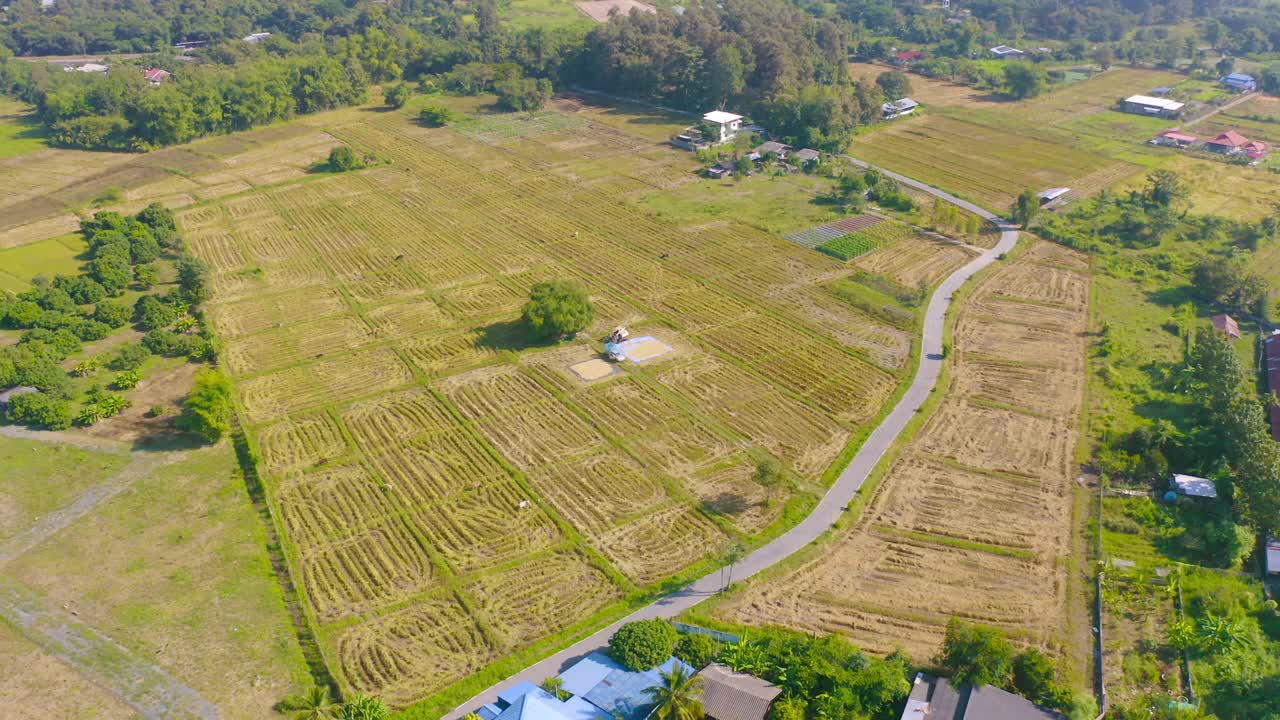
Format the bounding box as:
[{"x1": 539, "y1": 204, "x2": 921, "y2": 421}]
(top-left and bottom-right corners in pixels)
[
  {"x1": 0, "y1": 622, "x2": 138, "y2": 720},
  {"x1": 713, "y1": 241, "x2": 1090, "y2": 661},
  {"x1": 0, "y1": 123, "x2": 338, "y2": 249},
  {"x1": 156, "y1": 101, "x2": 955, "y2": 706},
  {"x1": 848, "y1": 61, "x2": 1001, "y2": 110}
]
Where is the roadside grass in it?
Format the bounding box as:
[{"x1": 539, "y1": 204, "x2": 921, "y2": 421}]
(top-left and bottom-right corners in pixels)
[
  {"x1": 0, "y1": 435, "x2": 131, "y2": 544},
  {"x1": 0, "y1": 233, "x2": 89, "y2": 292},
  {"x1": 4, "y1": 442, "x2": 313, "y2": 717}
]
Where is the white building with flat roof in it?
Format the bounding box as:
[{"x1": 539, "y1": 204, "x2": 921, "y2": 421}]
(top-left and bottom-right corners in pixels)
[{"x1": 703, "y1": 110, "x2": 743, "y2": 142}]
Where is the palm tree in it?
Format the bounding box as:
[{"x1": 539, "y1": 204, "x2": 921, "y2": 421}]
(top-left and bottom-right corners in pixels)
[
  {"x1": 645, "y1": 666, "x2": 705, "y2": 720},
  {"x1": 278, "y1": 686, "x2": 340, "y2": 720}
]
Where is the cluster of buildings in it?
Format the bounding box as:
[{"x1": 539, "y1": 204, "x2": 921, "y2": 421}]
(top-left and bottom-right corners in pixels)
[
  {"x1": 673, "y1": 111, "x2": 822, "y2": 178},
  {"x1": 470, "y1": 652, "x2": 782, "y2": 720},
  {"x1": 1150, "y1": 128, "x2": 1269, "y2": 162},
  {"x1": 57, "y1": 61, "x2": 171, "y2": 85}
]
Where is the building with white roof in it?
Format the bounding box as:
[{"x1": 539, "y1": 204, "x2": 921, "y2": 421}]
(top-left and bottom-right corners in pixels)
[
  {"x1": 1172, "y1": 473, "x2": 1218, "y2": 499},
  {"x1": 702, "y1": 110, "x2": 743, "y2": 142},
  {"x1": 1122, "y1": 95, "x2": 1185, "y2": 118}
]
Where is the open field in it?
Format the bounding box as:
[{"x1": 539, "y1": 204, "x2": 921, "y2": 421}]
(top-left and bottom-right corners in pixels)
[
  {"x1": 853, "y1": 68, "x2": 1191, "y2": 209},
  {"x1": 711, "y1": 241, "x2": 1090, "y2": 661},
  {"x1": 152, "y1": 97, "x2": 970, "y2": 709},
  {"x1": 0, "y1": 233, "x2": 88, "y2": 292},
  {"x1": 0, "y1": 434, "x2": 311, "y2": 718},
  {"x1": 0, "y1": 98, "x2": 48, "y2": 160},
  {"x1": 0, "y1": 121, "x2": 338, "y2": 249}
]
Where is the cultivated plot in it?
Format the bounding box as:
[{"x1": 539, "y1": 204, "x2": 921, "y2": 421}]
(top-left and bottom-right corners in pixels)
[{"x1": 713, "y1": 241, "x2": 1090, "y2": 661}]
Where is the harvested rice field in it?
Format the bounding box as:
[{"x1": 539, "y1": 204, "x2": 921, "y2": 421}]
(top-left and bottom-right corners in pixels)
[
  {"x1": 712, "y1": 240, "x2": 1090, "y2": 663},
  {"x1": 161, "y1": 99, "x2": 964, "y2": 709}
]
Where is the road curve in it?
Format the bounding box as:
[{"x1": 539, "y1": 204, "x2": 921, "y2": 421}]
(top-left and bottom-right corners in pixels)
[{"x1": 440, "y1": 162, "x2": 1019, "y2": 720}]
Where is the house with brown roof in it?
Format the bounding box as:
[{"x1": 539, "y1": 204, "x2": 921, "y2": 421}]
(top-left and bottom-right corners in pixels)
[
  {"x1": 143, "y1": 67, "x2": 171, "y2": 84},
  {"x1": 1151, "y1": 129, "x2": 1197, "y2": 148},
  {"x1": 1211, "y1": 313, "x2": 1240, "y2": 340},
  {"x1": 895, "y1": 49, "x2": 923, "y2": 64},
  {"x1": 697, "y1": 664, "x2": 782, "y2": 720},
  {"x1": 1205, "y1": 130, "x2": 1251, "y2": 154}
]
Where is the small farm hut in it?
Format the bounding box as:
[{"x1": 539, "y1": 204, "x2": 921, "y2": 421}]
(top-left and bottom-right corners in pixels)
[
  {"x1": 1171, "y1": 473, "x2": 1218, "y2": 499},
  {"x1": 1211, "y1": 313, "x2": 1241, "y2": 340},
  {"x1": 1036, "y1": 188, "x2": 1070, "y2": 205}
]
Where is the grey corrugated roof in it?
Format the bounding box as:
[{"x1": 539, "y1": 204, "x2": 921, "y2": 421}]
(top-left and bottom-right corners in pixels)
[
  {"x1": 698, "y1": 664, "x2": 782, "y2": 720},
  {"x1": 965, "y1": 685, "x2": 1062, "y2": 720},
  {"x1": 900, "y1": 674, "x2": 1063, "y2": 720}
]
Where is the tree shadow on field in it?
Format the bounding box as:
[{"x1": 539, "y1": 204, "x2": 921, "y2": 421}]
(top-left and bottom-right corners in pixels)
[
  {"x1": 1146, "y1": 284, "x2": 1195, "y2": 308},
  {"x1": 475, "y1": 319, "x2": 558, "y2": 353},
  {"x1": 700, "y1": 492, "x2": 750, "y2": 517}
]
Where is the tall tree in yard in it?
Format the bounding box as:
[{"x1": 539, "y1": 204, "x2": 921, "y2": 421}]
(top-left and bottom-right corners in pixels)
[
  {"x1": 176, "y1": 369, "x2": 234, "y2": 443},
  {"x1": 705, "y1": 46, "x2": 745, "y2": 109},
  {"x1": 876, "y1": 70, "x2": 912, "y2": 100},
  {"x1": 522, "y1": 280, "x2": 594, "y2": 339},
  {"x1": 938, "y1": 617, "x2": 1014, "y2": 687},
  {"x1": 1002, "y1": 62, "x2": 1047, "y2": 99},
  {"x1": 1011, "y1": 189, "x2": 1040, "y2": 229},
  {"x1": 645, "y1": 665, "x2": 705, "y2": 720}
]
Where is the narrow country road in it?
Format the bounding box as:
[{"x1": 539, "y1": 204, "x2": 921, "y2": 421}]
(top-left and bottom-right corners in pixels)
[{"x1": 441, "y1": 161, "x2": 1020, "y2": 719}]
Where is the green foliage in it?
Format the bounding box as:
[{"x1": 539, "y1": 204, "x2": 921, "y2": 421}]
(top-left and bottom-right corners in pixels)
[
  {"x1": 7, "y1": 392, "x2": 72, "y2": 430},
  {"x1": 674, "y1": 633, "x2": 724, "y2": 669},
  {"x1": 279, "y1": 685, "x2": 340, "y2": 720},
  {"x1": 540, "y1": 676, "x2": 570, "y2": 701},
  {"x1": 495, "y1": 76, "x2": 553, "y2": 112},
  {"x1": 176, "y1": 369, "x2": 233, "y2": 443},
  {"x1": 327, "y1": 146, "x2": 364, "y2": 172},
  {"x1": 341, "y1": 694, "x2": 390, "y2": 720},
  {"x1": 521, "y1": 280, "x2": 594, "y2": 339},
  {"x1": 108, "y1": 341, "x2": 150, "y2": 370},
  {"x1": 176, "y1": 254, "x2": 211, "y2": 304},
  {"x1": 1002, "y1": 62, "x2": 1048, "y2": 99},
  {"x1": 134, "y1": 294, "x2": 179, "y2": 331},
  {"x1": 1011, "y1": 648, "x2": 1070, "y2": 710},
  {"x1": 609, "y1": 619, "x2": 679, "y2": 671},
  {"x1": 876, "y1": 70, "x2": 912, "y2": 100},
  {"x1": 384, "y1": 82, "x2": 412, "y2": 109},
  {"x1": 1191, "y1": 256, "x2": 1266, "y2": 313},
  {"x1": 767, "y1": 696, "x2": 806, "y2": 720},
  {"x1": 1011, "y1": 188, "x2": 1040, "y2": 229},
  {"x1": 644, "y1": 665, "x2": 704, "y2": 720},
  {"x1": 817, "y1": 233, "x2": 879, "y2": 261},
  {"x1": 112, "y1": 369, "x2": 142, "y2": 390},
  {"x1": 939, "y1": 617, "x2": 1014, "y2": 688},
  {"x1": 418, "y1": 104, "x2": 455, "y2": 127}
]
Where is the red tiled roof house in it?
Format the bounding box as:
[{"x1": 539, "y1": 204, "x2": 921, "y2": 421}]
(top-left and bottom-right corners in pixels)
[
  {"x1": 1205, "y1": 130, "x2": 1250, "y2": 154},
  {"x1": 1211, "y1": 314, "x2": 1241, "y2": 340}
]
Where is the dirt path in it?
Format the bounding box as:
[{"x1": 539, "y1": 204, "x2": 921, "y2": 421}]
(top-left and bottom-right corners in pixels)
[
  {"x1": 0, "y1": 453, "x2": 170, "y2": 566},
  {"x1": 1183, "y1": 90, "x2": 1257, "y2": 128},
  {"x1": 0, "y1": 577, "x2": 220, "y2": 720},
  {"x1": 440, "y1": 162, "x2": 1020, "y2": 720},
  {"x1": 0, "y1": 424, "x2": 130, "y2": 454}
]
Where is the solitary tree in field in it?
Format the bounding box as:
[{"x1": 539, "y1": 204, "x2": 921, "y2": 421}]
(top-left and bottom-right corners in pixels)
[
  {"x1": 384, "y1": 81, "x2": 412, "y2": 109},
  {"x1": 645, "y1": 665, "x2": 705, "y2": 720},
  {"x1": 521, "y1": 280, "x2": 594, "y2": 339},
  {"x1": 418, "y1": 104, "x2": 455, "y2": 127},
  {"x1": 753, "y1": 456, "x2": 784, "y2": 505},
  {"x1": 1002, "y1": 62, "x2": 1047, "y2": 100},
  {"x1": 1093, "y1": 45, "x2": 1114, "y2": 70},
  {"x1": 176, "y1": 369, "x2": 234, "y2": 443},
  {"x1": 327, "y1": 145, "x2": 364, "y2": 172},
  {"x1": 279, "y1": 686, "x2": 340, "y2": 720},
  {"x1": 876, "y1": 70, "x2": 912, "y2": 100},
  {"x1": 1011, "y1": 189, "x2": 1040, "y2": 229}
]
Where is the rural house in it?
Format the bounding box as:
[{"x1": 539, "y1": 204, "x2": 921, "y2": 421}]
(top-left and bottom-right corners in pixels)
[
  {"x1": 702, "y1": 111, "x2": 744, "y2": 143},
  {"x1": 882, "y1": 98, "x2": 920, "y2": 120},
  {"x1": 1171, "y1": 473, "x2": 1218, "y2": 499},
  {"x1": 1036, "y1": 187, "x2": 1070, "y2": 205},
  {"x1": 900, "y1": 673, "x2": 1062, "y2": 720},
  {"x1": 1243, "y1": 140, "x2": 1269, "y2": 161},
  {"x1": 706, "y1": 160, "x2": 739, "y2": 179},
  {"x1": 1211, "y1": 313, "x2": 1241, "y2": 340},
  {"x1": 64, "y1": 62, "x2": 109, "y2": 73},
  {"x1": 472, "y1": 652, "x2": 695, "y2": 720},
  {"x1": 697, "y1": 664, "x2": 782, "y2": 720},
  {"x1": 753, "y1": 141, "x2": 791, "y2": 160},
  {"x1": 143, "y1": 67, "x2": 171, "y2": 84},
  {"x1": 1151, "y1": 129, "x2": 1197, "y2": 148},
  {"x1": 1205, "y1": 130, "x2": 1251, "y2": 154},
  {"x1": 989, "y1": 45, "x2": 1025, "y2": 58},
  {"x1": 1121, "y1": 95, "x2": 1185, "y2": 118},
  {"x1": 894, "y1": 49, "x2": 923, "y2": 65},
  {"x1": 1220, "y1": 72, "x2": 1257, "y2": 92},
  {"x1": 791, "y1": 148, "x2": 820, "y2": 165}
]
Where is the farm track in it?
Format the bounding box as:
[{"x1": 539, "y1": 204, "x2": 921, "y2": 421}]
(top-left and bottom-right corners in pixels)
[{"x1": 440, "y1": 163, "x2": 1020, "y2": 720}]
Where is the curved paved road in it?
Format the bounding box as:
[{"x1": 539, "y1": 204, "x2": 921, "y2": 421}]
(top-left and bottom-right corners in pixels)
[{"x1": 441, "y1": 163, "x2": 1019, "y2": 720}]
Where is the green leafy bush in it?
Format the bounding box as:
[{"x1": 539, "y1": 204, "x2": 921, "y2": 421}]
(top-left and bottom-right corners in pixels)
[
  {"x1": 674, "y1": 633, "x2": 723, "y2": 669},
  {"x1": 609, "y1": 620, "x2": 678, "y2": 671},
  {"x1": 175, "y1": 369, "x2": 233, "y2": 443}
]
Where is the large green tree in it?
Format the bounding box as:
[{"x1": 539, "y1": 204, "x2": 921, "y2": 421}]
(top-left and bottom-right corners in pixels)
[
  {"x1": 176, "y1": 369, "x2": 234, "y2": 443},
  {"x1": 1002, "y1": 62, "x2": 1047, "y2": 99},
  {"x1": 609, "y1": 619, "x2": 678, "y2": 671},
  {"x1": 1011, "y1": 188, "x2": 1040, "y2": 229},
  {"x1": 521, "y1": 280, "x2": 594, "y2": 339},
  {"x1": 938, "y1": 617, "x2": 1014, "y2": 687}
]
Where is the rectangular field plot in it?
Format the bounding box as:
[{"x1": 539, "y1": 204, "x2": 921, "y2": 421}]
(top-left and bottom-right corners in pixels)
[
  {"x1": 465, "y1": 550, "x2": 622, "y2": 649},
  {"x1": 337, "y1": 595, "x2": 498, "y2": 707},
  {"x1": 854, "y1": 235, "x2": 977, "y2": 288},
  {"x1": 714, "y1": 241, "x2": 1089, "y2": 660},
  {"x1": 592, "y1": 505, "x2": 727, "y2": 585},
  {"x1": 854, "y1": 114, "x2": 1123, "y2": 210}
]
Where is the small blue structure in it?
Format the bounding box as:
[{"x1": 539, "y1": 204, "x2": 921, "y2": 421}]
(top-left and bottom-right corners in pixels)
[{"x1": 1221, "y1": 73, "x2": 1257, "y2": 92}]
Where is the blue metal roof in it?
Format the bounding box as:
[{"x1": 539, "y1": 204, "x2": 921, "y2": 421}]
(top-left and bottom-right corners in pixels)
[
  {"x1": 559, "y1": 652, "x2": 622, "y2": 697},
  {"x1": 1225, "y1": 72, "x2": 1255, "y2": 82},
  {"x1": 499, "y1": 681, "x2": 541, "y2": 708},
  {"x1": 582, "y1": 657, "x2": 694, "y2": 720}
]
